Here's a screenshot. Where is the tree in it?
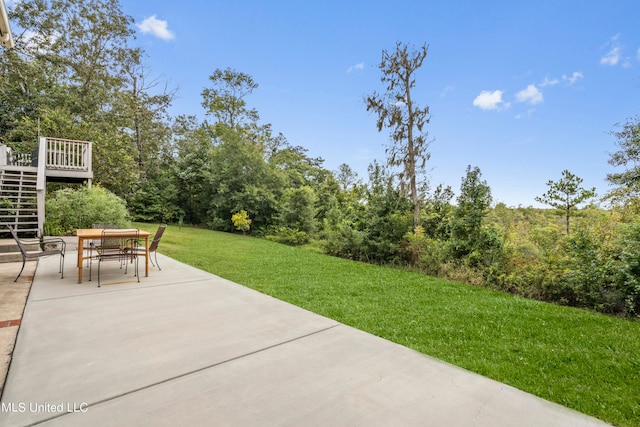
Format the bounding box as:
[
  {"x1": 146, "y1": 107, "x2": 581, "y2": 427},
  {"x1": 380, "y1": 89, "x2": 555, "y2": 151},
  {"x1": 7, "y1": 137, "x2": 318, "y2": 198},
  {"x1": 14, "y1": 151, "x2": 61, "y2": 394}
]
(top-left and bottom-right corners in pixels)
[
  {"x1": 535, "y1": 170, "x2": 596, "y2": 234},
  {"x1": 9, "y1": 0, "x2": 136, "y2": 115},
  {"x1": 450, "y1": 166, "x2": 493, "y2": 260},
  {"x1": 336, "y1": 163, "x2": 359, "y2": 191},
  {"x1": 365, "y1": 42, "x2": 431, "y2": 230},
  {"x1": 278, "y1": 186, "x2": 317, "y2": 233},
  {"x1": 206, "y1": 126, "x2": 280, "y2": 231},
  {"x1": 117, "y1": 50, "x2": 176, "y2": 176},
  {"x1": 606, "y1": 116, "x2": 640, "y2": 206},
  {"x1": 201, "y1": 68, "x2": 259, "y2": 130},
  {"x1": 423, "y1": 183, "x2": 454, "y2": 239},
  {"x1": 231, "y1": 210, "x2": 252, "y2": 234},
  {"x1": 171, "y1": 115, "x2": 214, "y2": 225}
]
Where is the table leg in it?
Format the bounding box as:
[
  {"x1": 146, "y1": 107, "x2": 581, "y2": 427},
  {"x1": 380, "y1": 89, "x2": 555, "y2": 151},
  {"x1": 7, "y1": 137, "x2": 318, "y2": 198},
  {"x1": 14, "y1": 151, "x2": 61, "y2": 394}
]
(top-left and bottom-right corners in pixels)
[
  {"x1": 145, "y1": 236, "x2": 149, "y2": 277},
  {"x1": 77, "y1": 237, "x2": 84, "y2": 283}
]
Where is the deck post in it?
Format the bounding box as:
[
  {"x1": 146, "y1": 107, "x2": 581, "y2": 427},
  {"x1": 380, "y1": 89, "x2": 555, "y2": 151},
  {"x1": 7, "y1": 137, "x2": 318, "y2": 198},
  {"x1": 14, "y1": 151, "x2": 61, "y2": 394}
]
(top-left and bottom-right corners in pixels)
[{"x1": 36, "y1": 137, "x2": 47, "y2": 237}]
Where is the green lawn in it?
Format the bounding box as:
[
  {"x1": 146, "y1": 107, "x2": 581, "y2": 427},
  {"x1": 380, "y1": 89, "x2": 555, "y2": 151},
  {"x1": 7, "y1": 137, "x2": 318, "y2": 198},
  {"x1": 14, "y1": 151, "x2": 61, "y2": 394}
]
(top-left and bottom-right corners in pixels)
[{"x1": 140, "y1": 223, "x2": 640, "y2": 427}]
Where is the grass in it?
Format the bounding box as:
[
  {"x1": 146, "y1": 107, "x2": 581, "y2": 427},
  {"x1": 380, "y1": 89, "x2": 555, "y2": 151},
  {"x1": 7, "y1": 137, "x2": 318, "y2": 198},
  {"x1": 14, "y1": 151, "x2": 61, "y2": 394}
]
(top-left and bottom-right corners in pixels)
[{"x1": 139, "y1": 223, "x2": 640, "y2": 427}]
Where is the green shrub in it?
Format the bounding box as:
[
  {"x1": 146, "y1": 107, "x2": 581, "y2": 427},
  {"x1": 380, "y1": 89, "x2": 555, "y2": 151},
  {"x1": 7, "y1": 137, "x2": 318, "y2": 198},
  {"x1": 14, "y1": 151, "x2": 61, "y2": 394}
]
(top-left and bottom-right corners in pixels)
[
  {"x1": 402, "y1": 226, "x2": 449, "y2": 276},
  {"x1": 45, "y1": 186, "x2": 130, "y2": 235},
  {"x1": 613, "y1": 222, "x2": 640, "y2": 315},
  {"x1": 321, "y1": 219, "x2": 367, "y2": 260},
  {"x1": 265, "y1": 226, "x2": 310, "y2": 246}
]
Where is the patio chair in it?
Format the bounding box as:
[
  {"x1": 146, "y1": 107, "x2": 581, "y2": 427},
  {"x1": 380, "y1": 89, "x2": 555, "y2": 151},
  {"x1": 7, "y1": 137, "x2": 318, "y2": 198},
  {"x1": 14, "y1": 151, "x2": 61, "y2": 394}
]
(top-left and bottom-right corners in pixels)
[
  {"x1": 123, "y1": 225, "x2": 166, "y2": 270},
  {"x1": 6, "y1": 225, "x2": 66, "y2": 282},
  {"x1": 84, "y1": 223, "x2": 118, "y2": 267},
  {"x1": 147, "y1": 225, "x2": 167, "y2": 270},
  {"x1": 90, "y1": 228, "x2": 139, "y2": 287}
]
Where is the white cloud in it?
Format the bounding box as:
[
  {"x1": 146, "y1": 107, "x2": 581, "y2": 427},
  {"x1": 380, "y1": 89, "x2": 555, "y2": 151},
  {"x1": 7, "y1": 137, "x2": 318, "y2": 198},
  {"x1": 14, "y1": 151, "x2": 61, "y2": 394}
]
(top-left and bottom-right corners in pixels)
[
  {"x1": 563, "y1": 71, "x2": 583, "y2": 85},
  {"x1": 539, "y1": 77, "x2": 559, "y2": 87},
  {"x1": 440, "y1": 85, "x2": 454, "y2": 97},
  {"x1": 347, "y1": 62, "x2": 364, "y2": 73},
  {"x1": 136, "y1": 15, "x2": 175, "y2": 41},
  {"x1": 516, "y1": 84, "x2": 543, "y2": 105},
  {"x1": 473, "y1": 90, "x2": 506, "y2": 110},
  {"x1": 600, "y1": 34, "x2": 629, "y2": 66},
  {"x1": 601, "y1": 46, "x2": 621, "y2": 66}
]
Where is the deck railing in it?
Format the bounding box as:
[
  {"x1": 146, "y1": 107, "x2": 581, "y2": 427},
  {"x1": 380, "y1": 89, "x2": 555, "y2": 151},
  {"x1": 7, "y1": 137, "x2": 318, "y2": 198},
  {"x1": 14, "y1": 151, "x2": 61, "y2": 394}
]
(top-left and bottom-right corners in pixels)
[
  {"x1": 1, "y1": 138, "x2": 92, "y2": 171},
  {"x1": 43, "y1": 137, "x2": 92, "y2": 171}
]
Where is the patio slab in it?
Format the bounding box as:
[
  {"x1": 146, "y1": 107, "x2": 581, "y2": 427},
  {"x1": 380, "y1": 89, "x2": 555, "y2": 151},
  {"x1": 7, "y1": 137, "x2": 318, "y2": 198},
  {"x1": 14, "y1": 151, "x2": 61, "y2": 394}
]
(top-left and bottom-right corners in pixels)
[{"x1": 0, "y1": 251, "x2": 610, "y2": 426}]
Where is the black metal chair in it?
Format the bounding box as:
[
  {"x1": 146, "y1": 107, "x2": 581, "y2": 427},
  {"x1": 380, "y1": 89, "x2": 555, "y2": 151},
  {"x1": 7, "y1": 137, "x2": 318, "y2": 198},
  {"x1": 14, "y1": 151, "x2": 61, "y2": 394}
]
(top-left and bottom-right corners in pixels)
[
  {"x1": 146, "y1": 225, "x2": 166, "y2": 270},
  {"x1": 90, "y1": 228, "x2": 139, "y2": 287},
  {"x1": 123, "y1": 224, "x2": 166, "y2": 271},
  {"x1": 85, "y1": 223, "x2": 118, "y2": 267},
  {"x1": 6, "y1": 225, "x2": 66, "y2": 282}
]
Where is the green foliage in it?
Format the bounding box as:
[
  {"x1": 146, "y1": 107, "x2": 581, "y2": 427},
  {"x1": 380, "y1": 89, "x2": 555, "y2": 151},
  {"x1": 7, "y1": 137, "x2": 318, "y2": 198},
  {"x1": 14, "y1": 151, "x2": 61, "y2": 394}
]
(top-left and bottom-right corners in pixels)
[
  {"x1": 402, "y1": 226, "x2": 449, "y2": 276},
  {"x1": 322, "y1": 219, "x2": 366, "y2": 260},
  {"x1": 449, "y1": 165, "x2": 494, "y2": 263},
  {"x1": 205, "y1": 127, "x2": 280, "y2": 231},
  {"x1": 126, "y1": 176, "x2": 181, "y2": 224},
  {"x1": 265, "y1": 226, "x2": 309, "y2": 246},
  {"x1": 277, "y1": 186, "x2": 317, "y2": 233},
  {"x1": 231, "y1": 209, "x2": 252, "y2": 233},
  {"x1": 613, "y1": 221, "x2": 640, "y2": 315},
  {"x1": 421, "y1": 183, "x2": 454, "y2": 239},
  {"x1": 318, "y1": 161, "x2": 413, "y2": 263},
  {"x1": 45, "y1": 186, "x2": 130, "y2": 235}
]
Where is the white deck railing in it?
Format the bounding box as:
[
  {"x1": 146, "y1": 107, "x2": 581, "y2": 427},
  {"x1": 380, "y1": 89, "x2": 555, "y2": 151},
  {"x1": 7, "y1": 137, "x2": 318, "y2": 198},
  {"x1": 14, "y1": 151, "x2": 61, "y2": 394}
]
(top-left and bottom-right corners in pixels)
[{"x1": 44, "y1": 137, "x2": 92, "y2": 171}]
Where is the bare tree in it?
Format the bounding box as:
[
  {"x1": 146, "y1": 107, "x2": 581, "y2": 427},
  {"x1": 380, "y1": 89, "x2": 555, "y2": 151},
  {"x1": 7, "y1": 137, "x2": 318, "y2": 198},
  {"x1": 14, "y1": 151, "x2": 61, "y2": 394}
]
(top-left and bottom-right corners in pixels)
[{"x1": 365, "y1": 42, "x2": 431, "y2": 230}]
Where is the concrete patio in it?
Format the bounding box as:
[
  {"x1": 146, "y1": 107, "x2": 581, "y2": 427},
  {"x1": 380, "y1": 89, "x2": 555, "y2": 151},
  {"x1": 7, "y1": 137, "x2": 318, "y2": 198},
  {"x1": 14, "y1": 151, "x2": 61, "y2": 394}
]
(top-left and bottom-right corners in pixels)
[{"x1": 0, "y1": 246, "x2": 610, "y2": 426}]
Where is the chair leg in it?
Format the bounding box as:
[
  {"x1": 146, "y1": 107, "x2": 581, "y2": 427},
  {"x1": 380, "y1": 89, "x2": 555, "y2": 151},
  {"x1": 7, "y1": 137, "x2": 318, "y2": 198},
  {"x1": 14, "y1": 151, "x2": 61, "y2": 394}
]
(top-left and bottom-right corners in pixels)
[
  {"x1": 60, "y1": 253, "x2": 64, "y2": 279},
  {"x1": 154, "y1": 251, "x2": 161, "y2": 271},
  {"x1": 125, "y1": 252, "x2": 133, "y2": 276},
  {"x1": 14, "y1": 258, "x2": 26, "y2": 282},
  {"x1": 97, "y1": 260, "x2": 101, "y2": 287}
]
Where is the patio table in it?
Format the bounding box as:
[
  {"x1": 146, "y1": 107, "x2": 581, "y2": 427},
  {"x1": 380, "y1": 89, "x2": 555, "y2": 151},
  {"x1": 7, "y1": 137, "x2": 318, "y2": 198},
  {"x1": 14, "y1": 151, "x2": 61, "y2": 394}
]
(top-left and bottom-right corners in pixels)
[{"x1": 75, "y1": 228, "x2": 151, "y2": 283}]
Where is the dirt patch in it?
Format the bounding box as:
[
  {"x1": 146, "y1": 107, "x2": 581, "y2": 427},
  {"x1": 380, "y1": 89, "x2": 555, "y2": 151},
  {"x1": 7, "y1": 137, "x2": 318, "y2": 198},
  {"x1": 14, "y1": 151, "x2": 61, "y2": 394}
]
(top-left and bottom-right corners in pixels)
[{"x1": 0, "y1": 261, "x2": 33, "y2": 399}]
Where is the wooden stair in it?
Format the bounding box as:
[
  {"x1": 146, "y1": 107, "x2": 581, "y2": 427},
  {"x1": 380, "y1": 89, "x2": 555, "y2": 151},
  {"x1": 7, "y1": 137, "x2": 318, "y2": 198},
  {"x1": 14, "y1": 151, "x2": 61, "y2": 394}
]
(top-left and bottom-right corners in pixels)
[{"x1": 0, "y1": 168, "x2": 39, "y2": 238}]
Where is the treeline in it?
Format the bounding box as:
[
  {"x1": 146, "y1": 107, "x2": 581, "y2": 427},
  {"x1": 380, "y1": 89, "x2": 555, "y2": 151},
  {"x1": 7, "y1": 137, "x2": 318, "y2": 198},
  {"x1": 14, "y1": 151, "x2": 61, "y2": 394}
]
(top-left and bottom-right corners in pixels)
[{"x1": 2, "y1": 0, "x2": 640, "y2": 316}]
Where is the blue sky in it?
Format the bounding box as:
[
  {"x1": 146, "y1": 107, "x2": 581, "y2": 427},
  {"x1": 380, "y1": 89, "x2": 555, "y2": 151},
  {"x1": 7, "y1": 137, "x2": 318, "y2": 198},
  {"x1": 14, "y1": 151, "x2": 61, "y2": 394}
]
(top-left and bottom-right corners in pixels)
[{"x1": 123, "y1": 1, "x2": 640, "y2": 207}]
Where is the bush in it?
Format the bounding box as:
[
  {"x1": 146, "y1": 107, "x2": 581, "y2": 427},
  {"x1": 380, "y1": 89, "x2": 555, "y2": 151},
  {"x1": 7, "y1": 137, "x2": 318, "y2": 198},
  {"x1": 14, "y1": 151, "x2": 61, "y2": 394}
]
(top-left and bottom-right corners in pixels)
[
  {"x1": 232, "y1": 210, "x2": 252, "y2": 234},
  {"x1": 321, "y1": 220, "x2": 367, "y2": 260},
  {"x1": 265, "y1": 226, "x2": 310, "y2": 246},
  {"x1": 613, "y1": 222, "x2": 640, "y2": 315},
  {"x1": 402, "y1": 226, "x2": 449, "y2": 276},
  {"x1": 45, "y1": 186, "x2": 130, "y2": 235}
]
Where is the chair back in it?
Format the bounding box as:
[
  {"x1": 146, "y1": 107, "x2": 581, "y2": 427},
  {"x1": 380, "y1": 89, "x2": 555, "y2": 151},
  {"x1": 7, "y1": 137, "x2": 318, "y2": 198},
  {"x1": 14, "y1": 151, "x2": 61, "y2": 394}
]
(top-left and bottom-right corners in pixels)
[
  {"x1": 91, "y1": 222, "x2": 120, "y2": 249},
  {"x1": 6, "y1": 225, "x2": 28, "y2": 256},
  {"x1": 99, "y1": 228, "x2": 138, "y2": 255},
  {"x1": 149, "y1": 225, "x2": 166, "y2": 252}
]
